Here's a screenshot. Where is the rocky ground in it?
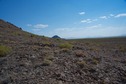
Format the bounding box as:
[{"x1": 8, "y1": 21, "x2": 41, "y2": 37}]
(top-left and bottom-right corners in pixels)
[{"x1": 0, "y1": 19, "x2": 126, "y2": 84}]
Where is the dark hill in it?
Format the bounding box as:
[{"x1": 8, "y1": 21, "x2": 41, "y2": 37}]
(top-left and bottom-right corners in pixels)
[
  {"x1": 52, "y1": 35, "x2": 61, "y2": 39},
  {"x1": 0, "y1": 19, "x2": 126, "y2": 84}
]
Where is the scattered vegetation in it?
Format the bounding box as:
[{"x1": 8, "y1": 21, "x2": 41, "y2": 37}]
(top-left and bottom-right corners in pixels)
[
  {"x1": 76, "y1": 61, "x2": 86, "y2": 68},
  {"x1": 44, "y1": 46, "x2": 51, "y2": 49},
  {"x1": 45, "y1": 55, "x2": 54, "y2": 61},
  {"x1": 89, "y1": 46, "x2": 99, "y2": 51},
  {"x1": 85, "y1": 42, "x2": 90, "y2": 45},
  {"x1": 91, "y1": 57, "x2": 100, "y2": 65},
  {"x1": 43, "y1": 41, "x2": 51, "y2": 45},
  {"x1": 30, "y1": 34, "x2": 36, "y2": 37},
  {"x1": 75, "y1": 50, "x2": 84, "y2": 57},
  {"x1": 55, "y1": 38, "x2": 62, "y2": 42},
  {"x1": 59, "y1": 43, "x2": 73, "y2": 49},
  {"x1": 32, "y1": 45, "x2": 40, "y2": 51},
  {"x1": 92, "y1": 59, "x2": 99, "y2": 65},
  {"x1": 42, "y1": 59, "x2": 52, "y2": 66},
  {"x1": 60, "y1": 48, "x2": 70, "y2": 53},
  {"x1": 0, "y1": 45, "x2": 11, "y2": 57},
  {"x1": 12, "y1": 32, "x2": 21, "y2": 36},
  {"x1": 54, "y1": 50, "x2": 59, "y2": 54},
  {"x1": 42, "y1": 51, "x2": 54, "y2": 66},
  {"x1": 119, "y1": 46, "x2": 126, "y2": 52}
]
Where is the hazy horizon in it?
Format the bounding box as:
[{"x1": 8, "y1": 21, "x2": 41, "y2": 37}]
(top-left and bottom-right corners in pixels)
[{"x1": 0, "y1": 0, "x2": 126, "y2": 38}]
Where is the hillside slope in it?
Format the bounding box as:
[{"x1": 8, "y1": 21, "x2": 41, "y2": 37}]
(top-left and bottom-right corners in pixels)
[{"x1": 0, "y1": 19, "x2": 126, "y2": 84}]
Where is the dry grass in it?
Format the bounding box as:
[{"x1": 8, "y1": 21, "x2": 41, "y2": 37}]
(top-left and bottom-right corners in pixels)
[
  {"x1": 76, "y1": 61, "x2": 87, "y2": 68},
  {"x1": 59, "y1": 43, "x2": 73, "y2": 49},
  {"x1": 42, "y1": 59, "x2": 52, "y2": 66},
  {"x1": 0, "y1": 45, "x2": 11, "y2": 57},
  {"x1": 45, "y1": 55, "x2": 54, "y2": 61},
  {"x1": 119, "y1": 46, "x2": 126, "y2": 52},
  {"x1": 91, "y1": 57, "x2": 101, "y2": 65},
  {"x1": 75, "y1": 50, "x2": 84, "y2": 57}
]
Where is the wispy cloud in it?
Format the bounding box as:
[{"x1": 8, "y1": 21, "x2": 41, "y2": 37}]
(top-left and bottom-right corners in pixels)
[
  {"x1": 99, "y1": 13, "x2": 126, "y2": 19},
  {"x1": 99, "y1": 14, "x2": 115, "y2": 20},
  {"x1": 87, "y1": 24, "x2": 102, "y2": 28},
  {"x1": 33, "y1": 24, "x2": 48, "y2": 28},
  {"x1": 110, "y1": 14, "x2": 114, "y2": 17},
  {"x1": 81, "y1": 19, "x2": 92, "y2": 23},
  {"x1": 79, "y1": 12, "x2": 85, "y2": 15},
  {"x1": 115, "y1": 13, "x2": 126, "y2": 18},
  {"x1": 81, "y1": 19, "x2": 97, "y2": 23},
  {"x1": 99, "y1": 16, "x2": 108, "y2": 19},
  {"x1": 27, "y1": 24, "x2": 32, "y2": 27},
  {"x1": 27, "y1": 23, "x2": 48, "y2": 28}
]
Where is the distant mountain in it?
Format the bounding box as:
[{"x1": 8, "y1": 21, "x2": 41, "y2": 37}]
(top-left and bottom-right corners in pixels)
[{"x1": 52, "y1": 35, "x2": 61, "y2": 39}]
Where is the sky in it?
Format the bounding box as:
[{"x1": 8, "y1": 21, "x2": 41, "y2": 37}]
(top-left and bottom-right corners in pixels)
[{"x1": 0, "y1": 0, "x2": 126, "y2": 38}]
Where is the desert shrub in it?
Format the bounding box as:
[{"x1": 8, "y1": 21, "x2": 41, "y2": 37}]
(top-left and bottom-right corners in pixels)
[
  {"x1": 42, "y1": 42, "x2": 54, "y2": 47},
  {"x1": 42, "y1": 35, "x2": 45, "y2": 37},
  {"x1": 55, "y1": 38, "x2": 62, "y2": 42},
  {"x1": 41, "y1": 35, "x2": 49, "y2": 38},
  {"x1": 45, "y1": 55, "x2": 54, "y2": 61},
  {"x1": 43, "y1": 42, "x2": 51, "y2": 45},
  {"x1": 12, "y1": 32, "x2": 21, "y2": 36},
  {"x1": 59, "y1": 43, "x2": 73, "y2": 49},
  {"x1": 60, "y1": 48, "x2": 71, "y2": 53},
  {"x1": 19, "y1": 28, "x2": 22, "y2": 30},
  {"x1": 54, "y1": 50, "x2": 59, "y2": 54},
  {"x1": 77, "y1": 61, "x2": 86, "y2": 68},
  {"x1": 85, "y1": 42, "x2": 90, "y2": 45},
  {"x1": 119, "y1": 46, "x2": 126, "y2": 52},
  {"x1": 75, "y1": 50, "x2": 84, "y2": 57},
  {"x1": 32, "y1": 45, "x2": 40, "y2": 51},
  {"x1": 91, "y1": 57, "x2": 100, "y2": 65},
  {"x1": 89, "y1": 47, "x2": 99, "y2": 51},
  {"x1": 0, "y1": 45, "x2": 11, "y2": 57},
  {"x1": 42, "y1": 59, "x2": 52, "y2": 66},
  {"x1": 30, "y1": 34, "x2": 36, "y2": 37},
  {"x1": 44, "y1": 46, "x2": 51, "y2": 49},
  {"x1": 92, "y1": 59, "x2": 99, "y2": 65}
]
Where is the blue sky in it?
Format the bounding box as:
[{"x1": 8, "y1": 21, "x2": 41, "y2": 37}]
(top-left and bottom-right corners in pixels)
[{"x1": 0, "y1": 0, "x2": 126, "y2": 38}]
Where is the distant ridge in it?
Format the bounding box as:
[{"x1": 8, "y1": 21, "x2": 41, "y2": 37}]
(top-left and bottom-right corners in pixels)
[{"x1": 52, "y1": 35, "x2": 61, "y2": 39}]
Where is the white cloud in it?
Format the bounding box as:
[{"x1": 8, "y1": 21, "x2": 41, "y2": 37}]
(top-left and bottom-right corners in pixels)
[
  {"x1": 27, "y1": 23, "x2": 48, "y2": 33},
  {"x1": 99, "y1": 16, "x2": 108, "y2": 19},
  {"x1": 33, "y1": 24, "x2": 48, "y2": 28},
  {"x1": 87, "y1": 24, "x2": 102, "y2": 28},
  {"x1": 81, "y1": 19, "x2": 92, "y2": 23},
  {"x1": 32, "y1": 28, "x2": 41, "y2": 31},
  {"x1": 110, "y1": 14, "x2": 114, "y2": 17},
  {"x1": 93, "y1": 19, "x2": 98, "y2": 21},
  {"x1": 27, "y1": 23, "x2": 48, "y2": 28},
  {"x1": 99, "y1": 13, "x2": 126, "y2": 19},
  {"x1": 115, "y1": 13, "x2": 126, "y2": 18},
  {"x1": 81, "y1": 19, "x2": 97, "y2": 23},
  {"x1": 79, "y1": 12, "x2": 85, "y2": 15},
  {"x1": 27, "y1": 24, "x2": 32, "y2": 26}
]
